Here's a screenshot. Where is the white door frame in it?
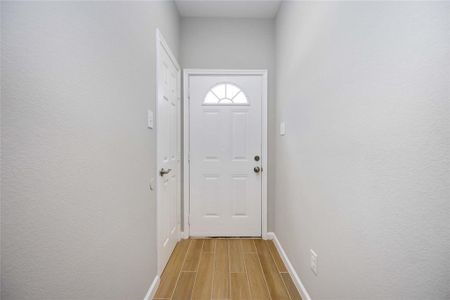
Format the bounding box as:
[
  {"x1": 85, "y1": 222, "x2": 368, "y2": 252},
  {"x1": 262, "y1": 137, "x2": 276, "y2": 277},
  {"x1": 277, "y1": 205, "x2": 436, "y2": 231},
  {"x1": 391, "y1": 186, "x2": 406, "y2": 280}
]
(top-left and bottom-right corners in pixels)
[
  {"x1": 183, "y1": 69, "x2": 268, "y2": 239},
  {"x1": 156, "y1": 29, "x2": 181, "y2": 276}
]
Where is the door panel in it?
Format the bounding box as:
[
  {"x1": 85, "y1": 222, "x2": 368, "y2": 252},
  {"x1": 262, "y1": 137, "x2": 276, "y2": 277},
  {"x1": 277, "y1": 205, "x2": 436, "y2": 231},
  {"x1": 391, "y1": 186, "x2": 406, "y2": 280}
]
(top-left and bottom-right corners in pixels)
[
  {"x1": 232, "y1": 111, "x2": 248, "y2": 160},
  {"x1": 157, "y1": 34, "x2": 180, "y2": 274},
  {"x1": 189, "y1": 75, "x2": 262, "y2": 237},
  {"x1": 231, "y1": 176, "x2": 248, "y2": 216}
]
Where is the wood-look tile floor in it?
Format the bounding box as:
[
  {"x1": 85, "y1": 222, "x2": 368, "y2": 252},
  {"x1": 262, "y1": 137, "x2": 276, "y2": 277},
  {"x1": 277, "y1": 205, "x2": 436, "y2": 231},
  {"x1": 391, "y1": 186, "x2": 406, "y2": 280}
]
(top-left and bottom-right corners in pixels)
[{"x1": 154, "y1": 238, "x2": 302, "y2": 300}]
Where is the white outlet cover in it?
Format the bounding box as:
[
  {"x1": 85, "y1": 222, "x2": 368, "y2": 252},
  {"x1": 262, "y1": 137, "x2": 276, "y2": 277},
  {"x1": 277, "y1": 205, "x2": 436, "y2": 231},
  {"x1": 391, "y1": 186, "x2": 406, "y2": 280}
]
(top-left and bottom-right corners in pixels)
[
  {"x1": 280, "y1": 121, "x2": 286, "y2": 136},
  {"x1": 147, "y1": 110, "x2": 154, "y2": 129}
]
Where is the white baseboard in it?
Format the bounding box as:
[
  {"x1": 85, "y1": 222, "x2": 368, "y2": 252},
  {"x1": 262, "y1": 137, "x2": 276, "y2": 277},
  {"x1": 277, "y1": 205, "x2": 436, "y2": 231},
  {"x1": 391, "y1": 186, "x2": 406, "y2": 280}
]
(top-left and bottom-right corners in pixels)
[
  {"x1": 143, "y1": 275, "x2": 160, "y2": 300},
  {"x1": 180, "y1": 231, "x2": 189, "y2": 239},
  {"x1": 265, "y1": 232, "x2": 275, "y2": 240},
  {"x1": 266, "y1": 232, "x2": 312, "y2": 300}
]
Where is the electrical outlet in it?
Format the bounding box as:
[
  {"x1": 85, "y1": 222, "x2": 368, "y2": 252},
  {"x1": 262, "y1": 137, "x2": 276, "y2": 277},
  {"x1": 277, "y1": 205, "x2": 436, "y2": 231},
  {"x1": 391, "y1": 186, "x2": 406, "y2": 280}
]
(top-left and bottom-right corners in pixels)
[{"x1": 310, "y1": 249, "x2": 318, "y2": 275}]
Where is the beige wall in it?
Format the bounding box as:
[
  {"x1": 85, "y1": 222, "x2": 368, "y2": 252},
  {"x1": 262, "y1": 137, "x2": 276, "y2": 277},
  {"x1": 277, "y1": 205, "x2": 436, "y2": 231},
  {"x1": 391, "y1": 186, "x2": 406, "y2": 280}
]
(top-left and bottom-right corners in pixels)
[
  {"x1": 275, "y1": 2, "x2": 450, "y2": 299},
  {"x1": 180, "y1": 17, "x2": 276, "y2": 230},
  {"x1": 1, "y1": 2, "x2": 180, "y2": 299}
]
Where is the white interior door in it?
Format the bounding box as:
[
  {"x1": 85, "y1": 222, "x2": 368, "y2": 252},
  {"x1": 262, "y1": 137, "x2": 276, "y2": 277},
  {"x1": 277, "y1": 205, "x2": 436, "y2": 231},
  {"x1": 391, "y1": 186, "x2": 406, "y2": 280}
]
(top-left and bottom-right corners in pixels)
[
  {"x1": 156, "y1": 30, "x2": 180, "y2": 274},
  {"x1": 189, "y1": 74, "x2": 263, "y2": 237}
]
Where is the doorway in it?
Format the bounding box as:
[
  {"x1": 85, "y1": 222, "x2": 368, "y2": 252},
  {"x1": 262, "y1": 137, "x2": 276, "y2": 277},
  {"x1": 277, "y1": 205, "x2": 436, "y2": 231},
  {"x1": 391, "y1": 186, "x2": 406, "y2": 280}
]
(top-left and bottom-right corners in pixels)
[
  {"x1": 156, "y1": 29, "x2": 181, "y2": 275},
  {"x1": 183, "y1": 70, "x2": 268, "y2": 237}
]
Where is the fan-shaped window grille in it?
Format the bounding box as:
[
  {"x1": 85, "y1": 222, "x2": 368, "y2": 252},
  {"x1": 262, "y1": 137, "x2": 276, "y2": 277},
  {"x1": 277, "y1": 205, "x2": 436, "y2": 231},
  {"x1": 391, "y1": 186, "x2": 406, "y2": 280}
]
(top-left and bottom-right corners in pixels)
[{"x1": 203, "y1": 83, "x2": 248, "y2": 105}]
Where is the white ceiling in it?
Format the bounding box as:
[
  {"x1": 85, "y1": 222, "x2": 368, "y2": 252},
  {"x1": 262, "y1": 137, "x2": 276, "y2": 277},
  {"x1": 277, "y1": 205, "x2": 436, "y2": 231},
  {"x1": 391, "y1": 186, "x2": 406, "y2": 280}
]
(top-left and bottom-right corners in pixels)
[{"x1": 174, "y1": 0, "x2": 282, "y2": 19}]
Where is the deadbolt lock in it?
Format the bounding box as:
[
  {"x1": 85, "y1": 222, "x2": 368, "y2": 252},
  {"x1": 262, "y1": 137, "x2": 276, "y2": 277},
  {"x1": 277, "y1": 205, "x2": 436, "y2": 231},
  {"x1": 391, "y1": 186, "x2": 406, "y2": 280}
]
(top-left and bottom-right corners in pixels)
[{"x1": 254, "y1": 155, "x2": 260, "y2": 161}]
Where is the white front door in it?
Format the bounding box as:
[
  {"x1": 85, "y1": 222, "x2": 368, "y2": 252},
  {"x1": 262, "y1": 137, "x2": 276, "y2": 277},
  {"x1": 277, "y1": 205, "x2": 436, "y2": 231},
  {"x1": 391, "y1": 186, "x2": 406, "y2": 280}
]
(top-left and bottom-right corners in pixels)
[
  {"x1": 189, "y1": 74, "x2": 263, "y2": 237},
  {"x1": 156, "y1": 30, "x2": 180, "y2": 274}
]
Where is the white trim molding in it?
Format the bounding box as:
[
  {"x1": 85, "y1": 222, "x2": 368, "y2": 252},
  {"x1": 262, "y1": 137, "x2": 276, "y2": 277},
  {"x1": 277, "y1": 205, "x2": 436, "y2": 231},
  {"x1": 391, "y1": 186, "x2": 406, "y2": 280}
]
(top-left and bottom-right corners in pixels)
[
  {"x1": 183, "y1": 69, "x2": 268, "y2": 239},
  {"x1": 143, "y1": 275, "x2": 160, "y2": 300},
  {"x1": 266, "y1": 232, "x2": 312, "y2": 300},
  {"x1": 180, "y1": 231, "x2": 189, "y2": 239}
]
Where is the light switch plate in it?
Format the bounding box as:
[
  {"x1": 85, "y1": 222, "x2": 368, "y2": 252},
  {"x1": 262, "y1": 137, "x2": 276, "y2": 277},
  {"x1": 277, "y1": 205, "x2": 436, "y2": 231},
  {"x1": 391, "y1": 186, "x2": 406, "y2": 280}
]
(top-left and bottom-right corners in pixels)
[
  {"x1": 280, "y1": 122, "x2": 286, "y2": 136},
  {"x1": 147, "y1": 110, "x2": 154, "y2": 129}
]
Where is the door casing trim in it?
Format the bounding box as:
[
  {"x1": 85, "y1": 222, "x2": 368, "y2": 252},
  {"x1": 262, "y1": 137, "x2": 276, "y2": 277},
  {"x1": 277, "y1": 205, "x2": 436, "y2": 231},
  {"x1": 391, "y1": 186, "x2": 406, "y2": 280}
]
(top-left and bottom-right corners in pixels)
[{"x1": 183, "y1": 69, "x2": 268, "y2": 239}]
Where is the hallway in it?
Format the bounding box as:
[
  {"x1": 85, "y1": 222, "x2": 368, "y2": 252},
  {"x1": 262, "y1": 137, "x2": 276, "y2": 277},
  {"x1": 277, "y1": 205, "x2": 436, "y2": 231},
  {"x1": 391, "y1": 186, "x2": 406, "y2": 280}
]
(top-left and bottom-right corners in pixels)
[
  {"x1": 2, "y1": 1, "x2": 449, "y2": 299},
  {"x1": 154, "y1": 239, "x2": 301, "y2": 300}
]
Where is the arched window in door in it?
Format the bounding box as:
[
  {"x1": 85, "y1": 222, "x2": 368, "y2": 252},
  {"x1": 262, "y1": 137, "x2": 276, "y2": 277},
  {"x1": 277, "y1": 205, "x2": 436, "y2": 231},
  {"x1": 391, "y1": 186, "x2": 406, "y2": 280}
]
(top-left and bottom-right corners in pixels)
[{"x1": 203, "y1": 83, "x2": 248, "y2": 105}]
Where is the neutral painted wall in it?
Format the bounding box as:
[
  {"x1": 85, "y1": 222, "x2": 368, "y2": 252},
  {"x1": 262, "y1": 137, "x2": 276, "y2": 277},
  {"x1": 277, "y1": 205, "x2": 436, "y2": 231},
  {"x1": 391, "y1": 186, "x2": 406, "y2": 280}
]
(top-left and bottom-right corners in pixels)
[
  {"x1": 1, "y1": 2, "x2": 179, "y2": 299},
  {"x1": 275, "y1": 2, "x2": 450, "y2": 299},
  {"x1": 180, "y1": 17, "x2": 276, "y2": 230}
]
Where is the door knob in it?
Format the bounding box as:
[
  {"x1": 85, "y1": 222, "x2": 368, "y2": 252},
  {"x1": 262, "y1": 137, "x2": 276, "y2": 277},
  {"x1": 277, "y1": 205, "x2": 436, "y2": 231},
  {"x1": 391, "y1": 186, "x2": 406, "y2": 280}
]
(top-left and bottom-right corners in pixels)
[
  {"x1": 254, "y1": 166, "x2": 261, "y2": 173},
  {"x1": 159, "y1": 168, "x2": 172, "y2": 176}
]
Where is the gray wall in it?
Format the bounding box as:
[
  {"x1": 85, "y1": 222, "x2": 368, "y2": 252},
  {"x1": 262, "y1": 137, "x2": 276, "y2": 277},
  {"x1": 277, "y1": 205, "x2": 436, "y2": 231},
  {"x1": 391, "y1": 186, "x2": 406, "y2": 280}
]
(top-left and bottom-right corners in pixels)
[
  {"x1": 1, "y1": 2, "x2": 179, "y2": 299},
  {"x1": 181, "y1": 17, "x2": 276, "y2": 230},
  {"x1": 275, "y1": 2, "x2": 450, "y2": 299}
]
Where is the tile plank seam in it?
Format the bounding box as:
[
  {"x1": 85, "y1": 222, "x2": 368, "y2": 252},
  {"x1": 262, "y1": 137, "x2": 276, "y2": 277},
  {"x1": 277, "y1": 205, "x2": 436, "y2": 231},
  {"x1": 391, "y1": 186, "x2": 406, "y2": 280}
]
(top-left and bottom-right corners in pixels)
[
  {"x1": 242, "y1": 251, "x2": 253, "y2": 299},
  {"x1": 242, "y1": 249, "x2": 253, "y2": 300},
  {"x1": 170, "y1": 239, "x2": 192, "y2": 299},
  {"x1": 188, "y1": 240, "x2": 204, "y2": 300},
  {"x1": 210, "y1": 240, "x2": 216, "y2": 300},
  {"x1": 252, "y1": 239, "x2": 273, "y2": 300},
  {"x1": 228, "y1": 240, "x2": 232, "y2": 298},
  {"x1": 257, "y1": 240, "x2": 290, "y2": 299},
  {"x1": 265, "y1": 240, "x2": 293, "y2": 300}
]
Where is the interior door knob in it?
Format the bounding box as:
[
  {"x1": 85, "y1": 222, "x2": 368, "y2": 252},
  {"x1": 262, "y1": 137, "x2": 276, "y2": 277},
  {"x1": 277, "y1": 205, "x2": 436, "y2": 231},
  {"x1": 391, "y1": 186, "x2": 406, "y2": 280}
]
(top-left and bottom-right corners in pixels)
[
  {"x1": 159, "y1": 168, "x2": 172, "y2": 176},
  {"x1": 254, "y1": 166, "x2": 261, "y2": 173}
]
